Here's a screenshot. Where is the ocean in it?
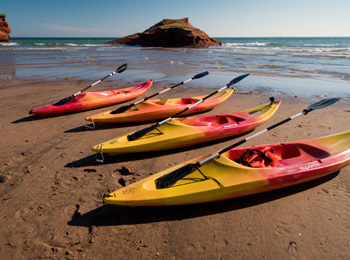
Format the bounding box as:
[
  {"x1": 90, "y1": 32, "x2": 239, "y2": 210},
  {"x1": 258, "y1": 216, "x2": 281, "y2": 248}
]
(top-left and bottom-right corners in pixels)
[{"x1": 1, "y1": 37, "x2": 349, "y2": 97}]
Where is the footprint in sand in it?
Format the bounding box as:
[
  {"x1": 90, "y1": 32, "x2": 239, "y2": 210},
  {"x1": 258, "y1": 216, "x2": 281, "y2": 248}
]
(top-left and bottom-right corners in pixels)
[
  {"x1": 287, "y1": 241, "x2": 298, "y2": 258},
  {"x1": 274, "y1": 221, "x2": 292, "y2": 236},
  {"x1": 0, "y1": 173, "x2": 9, "y2": 183}
]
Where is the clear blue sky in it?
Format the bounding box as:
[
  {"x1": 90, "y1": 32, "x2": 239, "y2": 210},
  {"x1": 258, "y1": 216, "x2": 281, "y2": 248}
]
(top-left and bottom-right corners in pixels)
[{"x1": 3, "y1": 0, "x2": 350, "y2": 37}]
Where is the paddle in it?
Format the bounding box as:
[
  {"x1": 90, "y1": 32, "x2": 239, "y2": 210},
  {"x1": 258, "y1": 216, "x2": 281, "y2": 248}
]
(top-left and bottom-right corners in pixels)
[
  {"x1": 127, "y1": 74, "x2": 250, "y2": 141},
  {"x1": 110, "y1": 71, "x2": 209, "y2": 114},
  {"x1": 155, "y1": 98, "x2": 340, "y2": 189},
  {"x1": 52, "y1": 64, "x2": 127, "y2": 106}
]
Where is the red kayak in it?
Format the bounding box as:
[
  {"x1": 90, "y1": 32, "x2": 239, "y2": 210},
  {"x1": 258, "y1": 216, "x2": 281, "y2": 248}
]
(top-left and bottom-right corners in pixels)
[{"x1": 29, "y1": 80, "x2": 153, "y2": 116}]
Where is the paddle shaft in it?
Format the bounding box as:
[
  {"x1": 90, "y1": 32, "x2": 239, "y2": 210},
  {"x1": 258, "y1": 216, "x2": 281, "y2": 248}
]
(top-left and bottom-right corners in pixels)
[
  {"x1": 74, "y1": 66, "x2": 126, "y2": 96},
  {"x1": 157, "y1": 73, "x2": 249, "y2": 125},
  {"x1": 158, "y1": 84, "x2": 232, "y2": 126},
  {"x1": 111, "y1": 71, "x2": 208, "y2": 114},
  {"x1": 132, "y1": 77, "x2": 199, "y2": 106},
  {"x1": 196, "y1": 98, "x2": 340, "y2": 167}
]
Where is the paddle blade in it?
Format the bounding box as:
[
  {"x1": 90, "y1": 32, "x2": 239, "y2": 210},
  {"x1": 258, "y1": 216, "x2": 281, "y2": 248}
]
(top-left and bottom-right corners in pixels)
[
  {"x1": 117, "y1": 63, "x2": 127, "y2": 73},
  {"x1": 110, "y1": 104, "x2": 132, "y2": 114},
  {"x1": 227, "y1": 74, "x2": 249, "y2": 87},
  {"x1": 308, "y1": 98, "x2": 340, "y2": 111},
  {"x1": 127, "y1": 124, "x2": 159, "y2": 141},
  {"x1": 155, "y1": 163, "x2": 198, "y2": 189},
  {"x1": 192, "y1": 71, "x2": 209, "y2": 80},
  {"x1": 52, "y1": 95, "x2": 74, "y2": 106}
]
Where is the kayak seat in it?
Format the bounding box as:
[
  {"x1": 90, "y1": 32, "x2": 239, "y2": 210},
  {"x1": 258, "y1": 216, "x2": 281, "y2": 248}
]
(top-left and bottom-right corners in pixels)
[
  {"x1": 179, "y1": 115, "x2": 231, "y2": 126},
  {"x1": 177, "y1": 97, "x2": 196, "y2": 105},
  {"x1": 214, "y1": 115, "x2": 229, "y2": 125},
  {"x1": 276, "y1": 143, "x2": 330, "y2": 166},
  {"x1": 225, "y1": 115, "x2": 246, "y2": 124},
  {"x1": 212, "y1": 115, "x2": 245, "y2": 125},
  {"x1": 196, "y1": 115, "x2": 230, "y2": 126}
]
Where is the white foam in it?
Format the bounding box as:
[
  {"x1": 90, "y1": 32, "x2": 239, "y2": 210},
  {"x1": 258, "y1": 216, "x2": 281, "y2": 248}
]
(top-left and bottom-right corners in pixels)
[
  {"x1": 0, "y1": 42, "x2": 19, "y2": 46},
  {"x1": 82, "y1": 44, "x2": 106, "y2": 47},
  {"x1": 303, "y1": 43, "x2": 340, "y2": 47},
  {"x1": 221, "y1": 42, "x2": 267, "y2": 48}
]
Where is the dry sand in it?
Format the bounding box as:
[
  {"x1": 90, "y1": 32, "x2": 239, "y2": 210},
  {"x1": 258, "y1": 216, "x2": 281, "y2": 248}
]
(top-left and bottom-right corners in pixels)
[{"x1": 0, "y1": 78, "x2": 349, "y2": 259}]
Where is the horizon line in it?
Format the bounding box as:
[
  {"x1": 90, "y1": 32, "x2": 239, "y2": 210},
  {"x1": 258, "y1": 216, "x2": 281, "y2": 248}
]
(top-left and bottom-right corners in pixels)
[{"x1": 9, "y1": 35, "x2": 350, "y2": 38}]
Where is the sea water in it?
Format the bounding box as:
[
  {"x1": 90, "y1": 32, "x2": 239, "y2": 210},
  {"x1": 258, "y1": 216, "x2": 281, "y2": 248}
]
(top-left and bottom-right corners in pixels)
[{"x1": 0, "y1": 37, "x2": 349, "y2": 97}]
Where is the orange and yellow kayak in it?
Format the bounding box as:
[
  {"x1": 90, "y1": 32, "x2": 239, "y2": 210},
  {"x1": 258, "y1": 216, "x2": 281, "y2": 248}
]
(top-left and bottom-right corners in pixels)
[
  {"x1": 29, "y1": 80, "x2": 153, "y2": 116},
  {"x1": 85, "y1": 89, "x2": 234, "y2": 125},
  {"x1": 103, "y1": 131, "x2": 350, "y2": 206},
  {"x1": 92, "y1": 99, "x2": 280, "y2": 155}
]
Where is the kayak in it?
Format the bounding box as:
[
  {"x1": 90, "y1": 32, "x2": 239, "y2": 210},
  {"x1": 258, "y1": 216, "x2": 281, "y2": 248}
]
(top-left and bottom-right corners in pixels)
[
  {"x1": 85, "y1": 88, "x2": 234, "y2": 125},
  {"x1": 92, "y1": 99, "x2": 281, "y2": 155},
  {"x1": 29, "y1": 80, "x2": 153, "y2": 116},
  {"x1": 103, "y1": 131, "x2": 350, "y2": 206}
]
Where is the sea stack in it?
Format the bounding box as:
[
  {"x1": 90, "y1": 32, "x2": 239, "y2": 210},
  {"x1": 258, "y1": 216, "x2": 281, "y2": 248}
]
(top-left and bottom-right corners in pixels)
[
  {"x1": 0, "y1": 14, "x2": 11, "y2": 42},
  {"x1": 107, "y1": 17, "x2": 221, "y2": 48}
]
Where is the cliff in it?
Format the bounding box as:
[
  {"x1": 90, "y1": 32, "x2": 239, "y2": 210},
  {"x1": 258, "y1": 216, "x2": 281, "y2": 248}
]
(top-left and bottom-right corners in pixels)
[
  {"x1": 107, "y1": 18, "x2": 221, "y2": 48},
  {"x1": 0, "y1": 14, "x2": 11, "y2": 42}
]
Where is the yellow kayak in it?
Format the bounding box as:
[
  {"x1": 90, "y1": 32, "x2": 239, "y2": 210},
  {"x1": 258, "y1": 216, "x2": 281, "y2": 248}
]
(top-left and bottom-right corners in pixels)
[
  {"x1": 103, "y1": 131, "x2": 350, "y2": 206},
  {"x1": 85, "y1": 89, "x2": 234, "y2": 125},
  {"x1": 92, "y1": 99, "x2": 281, "y2": 155}
]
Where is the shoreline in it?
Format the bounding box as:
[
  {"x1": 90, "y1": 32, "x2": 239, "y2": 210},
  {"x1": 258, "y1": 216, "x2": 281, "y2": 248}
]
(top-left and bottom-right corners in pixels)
[
  {"x1": 0, "y1": 78, "x2": 349, "y2": 259},
  {"x1": 2, "y1": 69, "x2": 349, "y2": 101}
]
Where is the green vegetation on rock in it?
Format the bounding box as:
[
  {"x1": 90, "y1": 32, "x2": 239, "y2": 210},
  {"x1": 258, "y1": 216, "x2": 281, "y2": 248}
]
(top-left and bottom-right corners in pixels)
[{"x1": 160, "y1": 25, "x2": 191, "y2": 30}]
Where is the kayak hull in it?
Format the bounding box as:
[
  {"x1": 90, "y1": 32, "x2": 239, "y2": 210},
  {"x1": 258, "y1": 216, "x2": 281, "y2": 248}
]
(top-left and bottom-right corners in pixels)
[
  {"x1": 103, "y1": 131, "x2": 350, "y2": 206},
  {"x1": 29, "y1": 80, "x2": 153, "y2": 116},
  {"x1": 86, "y1": 89, "x2": 234, "y2": 124},
  {"x1": 92, "y1": 100, "x2": 281, "y2": 155}
]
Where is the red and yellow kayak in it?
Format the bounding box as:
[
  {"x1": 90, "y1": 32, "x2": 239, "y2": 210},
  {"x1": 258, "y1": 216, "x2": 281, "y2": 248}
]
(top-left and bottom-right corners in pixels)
[
  {"x1": 85, "y1": 89, "x2": 234, "y2": 125},
  {"x1": 103, "y1": 131, "x2": 350, "y2": 206},
  {"x1": 29, "y1": 80, "x2": 153, "y2": 116},
  {"x1": 92, "y1": 99, "x2": 281, "y2": 155}
]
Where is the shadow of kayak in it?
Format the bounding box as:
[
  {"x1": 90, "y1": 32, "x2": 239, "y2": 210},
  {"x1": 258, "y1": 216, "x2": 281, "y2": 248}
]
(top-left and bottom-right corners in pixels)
[{"x1": 67, "y1": 171, "x2": 339, "y2": 227}]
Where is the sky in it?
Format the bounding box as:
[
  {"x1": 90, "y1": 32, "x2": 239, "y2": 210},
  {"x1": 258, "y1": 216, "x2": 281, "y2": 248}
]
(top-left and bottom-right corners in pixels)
[{"x1": 2, "y1": 0, "x2": 350, "y2": 38}]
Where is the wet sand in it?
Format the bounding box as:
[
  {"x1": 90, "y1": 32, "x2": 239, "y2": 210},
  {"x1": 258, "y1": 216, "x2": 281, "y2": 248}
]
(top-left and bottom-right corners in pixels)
[{"x1": 0, "y1": 78, "x2": 349, "y2": 259}]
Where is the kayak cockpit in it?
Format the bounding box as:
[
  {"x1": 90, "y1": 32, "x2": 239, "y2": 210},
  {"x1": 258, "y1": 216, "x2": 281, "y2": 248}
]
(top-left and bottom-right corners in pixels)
[
  {"x1": 228, "y1": 143, "x2": 331, "y2": 168},
  {"x1": 177, "y1": 114, "x2": 246, "y2": 126},
  {"x1": 176, "y1": 97, "x2": 197, "y2": 105}
]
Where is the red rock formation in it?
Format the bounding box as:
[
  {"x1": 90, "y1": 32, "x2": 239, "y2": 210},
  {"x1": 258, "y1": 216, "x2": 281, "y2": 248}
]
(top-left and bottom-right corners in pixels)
[
  {"x1": 0, "y1": 14, "x2": 11, "y2": 42},
  {"x1": 108, "y1": 18, "x2": 221, "y2": 48}
]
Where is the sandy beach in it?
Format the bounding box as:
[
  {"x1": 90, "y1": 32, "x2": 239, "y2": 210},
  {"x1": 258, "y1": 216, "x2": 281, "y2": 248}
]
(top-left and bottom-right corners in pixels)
[{"x1": 0, "y1": 77, "x2": 349, "y2": 259}]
